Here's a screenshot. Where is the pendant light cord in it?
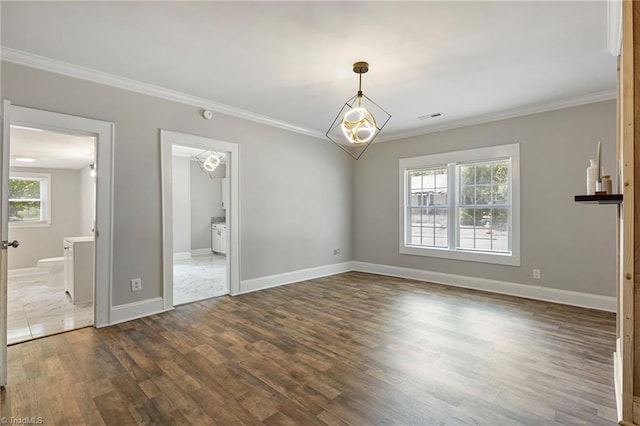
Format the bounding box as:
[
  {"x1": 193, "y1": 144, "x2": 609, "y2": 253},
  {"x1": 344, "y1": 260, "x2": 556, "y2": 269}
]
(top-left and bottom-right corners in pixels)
[{"x1": 357, "y1": 72, "x2": 363, "y2": 106}]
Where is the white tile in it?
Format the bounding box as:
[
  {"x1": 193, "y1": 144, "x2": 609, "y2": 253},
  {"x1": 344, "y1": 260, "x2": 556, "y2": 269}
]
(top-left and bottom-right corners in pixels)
[
  {"x1": 7, "y1": 273, "x2": 93, "y2": 344},
  {"x1": 174, "y1": 253, "x2": 227, "y2": 305}
]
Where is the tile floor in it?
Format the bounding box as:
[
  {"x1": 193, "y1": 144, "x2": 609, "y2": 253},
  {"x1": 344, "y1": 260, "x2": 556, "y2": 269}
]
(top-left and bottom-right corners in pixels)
[
  {"x1": 6, "y1": 252, "x2": 227, "y2": 344},
  {"x1": 8, "y1": 271, "x2": 93, "y2": 345},
  {"x1": 173, "y1": 253, "x2": 227, "y2": 305}
]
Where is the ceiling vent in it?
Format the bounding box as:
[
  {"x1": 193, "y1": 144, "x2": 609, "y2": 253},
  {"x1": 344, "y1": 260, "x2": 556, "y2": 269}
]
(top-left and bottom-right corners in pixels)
[{"x1": 418, "y1": 113, "x2": 442, "y2": 120}]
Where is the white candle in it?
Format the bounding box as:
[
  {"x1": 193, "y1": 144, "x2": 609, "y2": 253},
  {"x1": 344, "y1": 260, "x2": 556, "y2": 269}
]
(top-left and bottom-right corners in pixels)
[{"x1": 596, "y1": 141, "x2": 601, "y2": 181}]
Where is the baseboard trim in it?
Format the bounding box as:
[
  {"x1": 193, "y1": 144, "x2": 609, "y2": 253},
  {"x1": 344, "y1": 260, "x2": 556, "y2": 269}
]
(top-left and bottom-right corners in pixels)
[
  {"x1": 352, "y1": 261, "x2": 616, "y2": 312},
  {"x1": 173, "y1": 252, "x2": 191, "y2": 261},
  {"x1": 190, "y1": 248, "x2": 212, "y2": 257},
  {"x1": 8, "y1": 267, "x2": 46, "y2": 279},
  {"x1": 109, "y1": 297, "x2": 166, "y2": 326},
  {"x1": 239, "y1": 262, "x2": 353, "y2": 294},
  {"x1": 614, "y1": 342, "x2": 623, "y2": 423}
]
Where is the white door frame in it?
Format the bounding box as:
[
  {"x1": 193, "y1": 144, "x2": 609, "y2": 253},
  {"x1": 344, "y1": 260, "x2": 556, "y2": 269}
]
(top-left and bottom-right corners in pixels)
[
  {"x1": 160, "y1": 130, "x2": 240, "y2": 309},
  {"x1": 7, "y1": 104, "x2": 114, "y2": 328}
]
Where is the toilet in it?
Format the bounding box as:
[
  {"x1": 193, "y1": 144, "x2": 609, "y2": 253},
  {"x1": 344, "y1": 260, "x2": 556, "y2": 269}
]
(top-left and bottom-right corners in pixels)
[{"x1": 37, "y1": 257, "x2": 65, "y2": 287}]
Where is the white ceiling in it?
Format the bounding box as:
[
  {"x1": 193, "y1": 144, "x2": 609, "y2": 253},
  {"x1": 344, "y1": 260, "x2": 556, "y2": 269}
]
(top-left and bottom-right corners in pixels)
[
  {"x1": 1, "y1": 1, "x2": 617, "y2": 140},
  {"x1": 10, "y1": 126, "x2": 95, "y2": 170}
]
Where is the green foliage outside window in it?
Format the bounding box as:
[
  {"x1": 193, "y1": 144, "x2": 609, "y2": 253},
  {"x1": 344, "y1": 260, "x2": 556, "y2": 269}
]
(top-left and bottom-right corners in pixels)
[
  {"x1": 459, "y1": 162, "x2": 508, "y2": 229},
  {"x1": 9, "y1": 178, "x2": 42, "y2": 222}
]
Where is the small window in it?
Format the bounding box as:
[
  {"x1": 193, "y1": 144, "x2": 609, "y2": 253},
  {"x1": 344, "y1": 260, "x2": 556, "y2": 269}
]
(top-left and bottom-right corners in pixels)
[
  {"x1": 400, "y1": 144, "x2": 520, "y2": 266},
  {"x1": 9, "y1": 173, "x2": 51, "y2": 227}
]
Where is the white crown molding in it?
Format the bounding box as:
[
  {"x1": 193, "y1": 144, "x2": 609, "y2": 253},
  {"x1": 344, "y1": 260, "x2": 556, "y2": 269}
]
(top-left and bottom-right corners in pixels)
[
  {"x1": 1, "y1": 47, "x2": 616, "y2": 146},
  {"x1": 377, "y1": 89, "x2": 617, "y2": 143},
  {"x1": 0, "y1": 47, "x2": 326, "y2": 140},
  {"x1": 607, "y1": 0, "x2": 622, "y2": 56}
]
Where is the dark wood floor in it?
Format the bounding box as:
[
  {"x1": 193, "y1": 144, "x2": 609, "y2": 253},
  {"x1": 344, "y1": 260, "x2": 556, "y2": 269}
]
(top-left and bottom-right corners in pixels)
[{"x1": 0, "y1": 272, "x2": 617, "y2": 425}]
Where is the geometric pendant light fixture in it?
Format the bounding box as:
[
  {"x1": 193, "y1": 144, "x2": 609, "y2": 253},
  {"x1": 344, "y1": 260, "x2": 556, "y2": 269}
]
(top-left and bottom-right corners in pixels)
[
  {"x1": 194, "y1": 150, "x2": 224, "y2": 178},
  {"x1": 326, "y1": 61, "x2": 391, "y2": 160}
]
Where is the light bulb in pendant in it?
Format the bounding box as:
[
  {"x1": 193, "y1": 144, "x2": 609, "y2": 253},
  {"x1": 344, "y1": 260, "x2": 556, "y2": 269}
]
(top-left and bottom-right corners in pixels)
[
  {"x1": 203, "y1": 154, "x2": 220, "y2": 172},
  {"x1": 341, "y1": 107, "x2": 377, "y2": 144}
]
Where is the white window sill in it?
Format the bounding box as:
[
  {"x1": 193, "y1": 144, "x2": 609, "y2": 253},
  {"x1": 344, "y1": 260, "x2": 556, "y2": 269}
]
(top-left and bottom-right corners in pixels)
[
  {"x1": 400, "y1": 244, "x2": 520, "y2": 266},
  {"x1": 9, "y1": 221, "x2": 51, "y2": 229}
]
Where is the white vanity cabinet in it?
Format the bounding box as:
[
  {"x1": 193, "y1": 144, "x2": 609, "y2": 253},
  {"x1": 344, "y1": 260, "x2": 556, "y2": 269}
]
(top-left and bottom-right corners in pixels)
[
  {"x1": 63, "y1": 236, "x2": 94, "y2": 305},
  {"x1": 211, "y1": 224, "x2": 227, "y2": 255}
]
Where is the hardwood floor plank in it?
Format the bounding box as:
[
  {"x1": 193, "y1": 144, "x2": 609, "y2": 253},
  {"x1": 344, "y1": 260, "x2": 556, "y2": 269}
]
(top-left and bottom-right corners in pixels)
[
  {"x1": 0, "y1": 272, "x2": 617, "y2": 425},
  {"x1": 93, "y1": 390, "x2": 138, "y2": 425}
]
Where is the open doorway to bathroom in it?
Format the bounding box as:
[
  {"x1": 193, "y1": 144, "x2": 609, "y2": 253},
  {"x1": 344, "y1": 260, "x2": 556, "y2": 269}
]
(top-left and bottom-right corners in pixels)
[
  {"x1": 171, "y1": 145, "x2": 229, "y2": 305},
  {"x1": 7, "y1": 125, "x2": 95, "y2": 344},
  {"x1": 160, "y1": 129, "x2": 240, "y2": 309}
]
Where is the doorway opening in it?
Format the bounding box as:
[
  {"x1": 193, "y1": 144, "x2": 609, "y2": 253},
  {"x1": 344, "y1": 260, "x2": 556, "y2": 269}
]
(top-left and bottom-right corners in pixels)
[
  {"x1": 160, "y1": 130, "x2": 240, "y2": 309},
  {"x1": 171, "y1": 145, "x2": 229, "y2": 304},
  {"x1": 7, "y1": 125, "x2": 96, "y2": 344}
]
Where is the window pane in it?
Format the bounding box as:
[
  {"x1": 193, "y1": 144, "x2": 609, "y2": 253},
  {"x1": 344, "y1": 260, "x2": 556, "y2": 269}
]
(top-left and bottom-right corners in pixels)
[
  {"x1": 421, "y1": 225, "x2": 435, "y2": 246},
  {"x1": 409, "y1": 167, "x2": 447, "y2": 207},
  {"x1": 493, "y1": 163, "x2": 508, "y2": 183},
  {"x1": 434, "y1": 208, "x2": 448, "y2": 247},
  {"x1": 493, "y1": 183, "x2": 508, "y2": 204},
  {"x1": 9, "y1": 178, "x2": 40, "y2": 199},
  {"x1": 9, "y1": 175, "x2": 47, "y2": 223},
  {"x1": 460, "y1": 165, "x2": 474, "y2": 186},
  {"x1": 408, "y1": 206, "x2": 448, "y2": 248},
  {"x1": 9, "y1": 201, "x2": 41, "y2": 222},
  {"x1": 475, "y1": 185, "x2": 491, "y2": 205},
  {"x1": 476, "y1": 164, "x2": 492, "y2": 184},
  {"x1": 490, "y1": 207, "x2": 509, "y2": 251},
  {"x1": 458, "y1": 208, "x2": 477, "y2": 249},
  {"x1": 460, "y1": 186, "x2": 474, "y2": 205}
]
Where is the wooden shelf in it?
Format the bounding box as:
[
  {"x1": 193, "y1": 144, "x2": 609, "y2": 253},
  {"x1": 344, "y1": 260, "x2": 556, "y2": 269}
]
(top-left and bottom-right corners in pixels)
[{"x1": 574, "y1": 194, "x2": 623, "y2": 204}]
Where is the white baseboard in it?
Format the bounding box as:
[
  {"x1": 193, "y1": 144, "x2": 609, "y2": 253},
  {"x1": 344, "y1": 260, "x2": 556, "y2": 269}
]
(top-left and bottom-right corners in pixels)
[
  {"x1": 191, "y1": 248, "x2": 212, "y2": 257},
  {"x1": 173, "y1": 252, "x2": 191, "y2": 261},
  {"x1": 109, "y1": 297, "x2": 166, "y2": 326},
  {"x1": 352, "y1": 261, "x2": 616, "y2": 312},
  {"x1": 8, "y1": 267, "x2": 46, "y2": 279},
  {"x1": 239, "y1": 262, "x2": 353, "y2": 294},
  {"x1": 614, "y1": 340, "x2": 623, "y2": 422}
]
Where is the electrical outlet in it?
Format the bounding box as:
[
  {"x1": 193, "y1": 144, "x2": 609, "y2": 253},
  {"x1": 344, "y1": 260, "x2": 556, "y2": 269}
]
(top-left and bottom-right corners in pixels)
[
  {"x1": 333, "y1": 248, "x2": 341, "y2": 257},
  {"x1": 533, "y1": 269, "x2": 541, "y2": 280},
  {"x1": 131, "y1": 278, "x2": 142, "y2": 292}
]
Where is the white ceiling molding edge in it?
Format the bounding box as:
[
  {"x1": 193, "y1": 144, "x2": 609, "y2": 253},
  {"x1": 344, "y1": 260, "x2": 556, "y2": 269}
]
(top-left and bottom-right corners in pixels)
[
  {"x1": 0, "y1": 47, "x2": 326, "y2": 140},
  {"x1": 375, "y1": 89, "x2": 617, "y2": 144},
  {"x1": 607, "y1": 0, "x2": 622, "y2": 56}
]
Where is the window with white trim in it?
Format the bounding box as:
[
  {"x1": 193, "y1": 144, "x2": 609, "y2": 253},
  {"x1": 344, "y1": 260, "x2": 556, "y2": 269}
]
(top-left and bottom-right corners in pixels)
[
  {"x1": 400, "y1": 144, "x2": 520, "y2": 266},
  {"x1": 9, "y1": 172, "x2": 51, "y2": 227}
]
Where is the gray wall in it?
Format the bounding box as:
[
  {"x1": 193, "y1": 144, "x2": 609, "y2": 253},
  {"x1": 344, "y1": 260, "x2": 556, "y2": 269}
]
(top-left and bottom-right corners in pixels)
[
  {"x1": 172, "y1": 156, "x2": 191, "y2": 254},
  {"x1": 8, "y1": 166, "x2": 82, "y2": 269},
  {"x1": 190, "y1": 161, "x2": 222, "y2": 251},
  {"x1": 2, "y1": 61, "x2": 353, "y2": 306},
  {"x1": 353, "y1": 100, "x2": 617, "y2": 297}
]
